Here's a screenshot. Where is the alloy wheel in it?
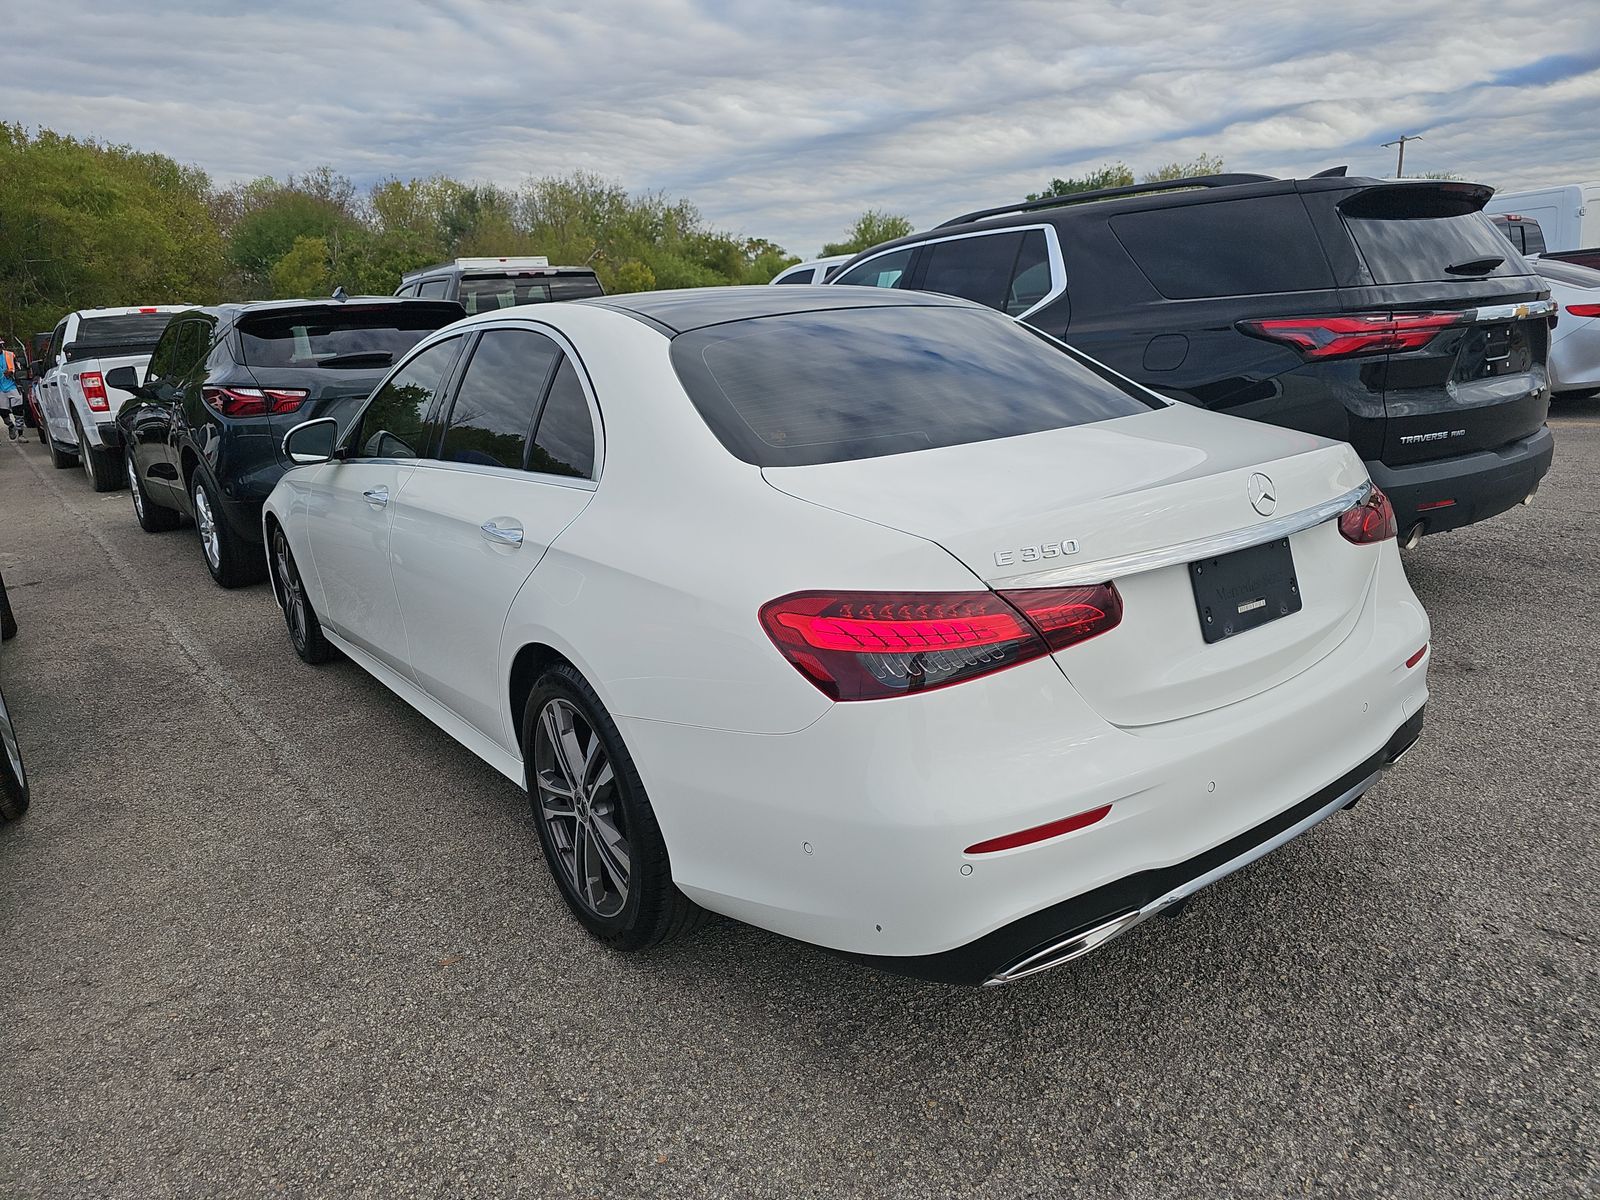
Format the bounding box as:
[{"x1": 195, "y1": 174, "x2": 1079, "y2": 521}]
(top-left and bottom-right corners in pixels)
[
  {"x1": 128, "y1": 454, "x2": 145, "y2": 521},
  {"x1": 0, "y1": 694, "x2": 22, "y2": 793},
  {"x1": 533, "y1": 698, "x2": 630, "y2": 918},
  {"x1": 193, "y1": 482, "x2": 220, "y2": 571},
  {"x1": 274, "y1": 534, "x2": 308, "y2": 649}
]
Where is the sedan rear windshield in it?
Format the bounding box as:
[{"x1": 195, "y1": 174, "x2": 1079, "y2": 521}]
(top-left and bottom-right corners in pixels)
[
  {"x1": 239, "y1": 306, "x2": 458, "y2": 370},
  {"x1": 459, "y1": 273, "x2": 603, "y2": 314},
  {"x1": 69, "y1": 313, "x2": 175, "y2": 355},
  {"x1": 669, "y1": 304, "x2": 1160, "y2": 467}
]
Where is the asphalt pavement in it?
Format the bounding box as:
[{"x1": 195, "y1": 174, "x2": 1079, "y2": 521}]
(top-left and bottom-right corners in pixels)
[{"x1": 1, "y1": 403, "x2": 1596, "y2": 1199}]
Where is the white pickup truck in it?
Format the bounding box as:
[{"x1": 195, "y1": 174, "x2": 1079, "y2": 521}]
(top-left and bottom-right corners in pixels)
[{"x1": 34, "y1": 306, "x2": 185, "y2": 491}]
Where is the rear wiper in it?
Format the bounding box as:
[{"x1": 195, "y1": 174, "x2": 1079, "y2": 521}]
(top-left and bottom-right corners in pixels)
[
  {"x1": 311, "y1": 351, "x2": 394, "y2": 368},
  {"x1": 1445, "y1": 256, "x2": 1504, "y2": 276}
]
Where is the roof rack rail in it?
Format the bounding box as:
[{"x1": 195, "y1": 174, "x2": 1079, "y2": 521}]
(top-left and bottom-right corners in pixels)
[{"x1": 934, "y1": 173, "x2": 1279, "y2": 229}]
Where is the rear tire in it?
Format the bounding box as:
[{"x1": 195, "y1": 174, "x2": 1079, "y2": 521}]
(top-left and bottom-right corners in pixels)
[
  {"x1": 192, "y1": 471, "x2": 264, "y2": 588},
  {"x1": 271, "y1": 527, "x2": 331, "y2": 664},
  {"x1": 128, "y1": 448, "x2": 181, "y2": 533},
  {"x1": 0, "y1": 682, "x2": 30, "y2": 823},
  {"x1": 73, "y1": 415, "x2": 125, "y2": 492},
  {"x1": 523, "y1": 663, "x2": 707, "y2": 951},
  {"x1": 43, "y1": 420, "x2": 77, "y2": 470}
]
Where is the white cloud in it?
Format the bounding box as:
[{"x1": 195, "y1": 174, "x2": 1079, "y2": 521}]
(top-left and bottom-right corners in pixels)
[{"x1": 7, "y1": 0, "x2": 1598, "y2": 256}]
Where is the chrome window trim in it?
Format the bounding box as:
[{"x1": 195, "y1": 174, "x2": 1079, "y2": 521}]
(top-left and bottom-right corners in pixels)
[
  {"x1": 1001, "y1": 482, "x2": 1372, "y2": 588},
  {"x1": 1470, "y1": 298, "x2": 1557, "y2": 323},
  {"x1": 831, "y1": 223, "x2": 1068, "y2": 321}
]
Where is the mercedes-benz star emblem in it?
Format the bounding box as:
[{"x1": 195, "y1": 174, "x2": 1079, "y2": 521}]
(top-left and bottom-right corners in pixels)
[{"x1": 1248, "y1": 472, "x2": 1277, "y2": 516}]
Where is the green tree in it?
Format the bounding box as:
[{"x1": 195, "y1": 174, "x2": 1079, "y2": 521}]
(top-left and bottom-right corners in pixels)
[
  {"x1": 1027, "y1": 162, "x2": 1135, "y2": 201},
  {"x1": 821, "y1": 210, "x2": 914, "y2": 257},
  {"x1": 268, "y1": 235, "x2": 333, "y2": 298},
  {"x1": 1142, "y1": 153, "x2": 1225, "y2": 183}
]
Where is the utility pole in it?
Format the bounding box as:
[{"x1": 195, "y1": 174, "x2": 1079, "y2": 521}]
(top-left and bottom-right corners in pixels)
[{"x1": 1381, "y1": 133, "x2": 1424, "y2": 178}]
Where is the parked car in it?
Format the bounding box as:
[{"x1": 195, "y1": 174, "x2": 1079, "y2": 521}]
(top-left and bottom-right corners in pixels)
[
  {"x1": 0, "y1": 569, "x2": 27, "y2": 824},
  {"x1": 113, "y1": 296, "x2": 463, "y2": 587},
  {"x1": 1484, "y1": 181, "x2": 1600, "y2": 260},
  {"x1": 396, "y1": 257, "x2": 604, "y2": 314},
  {"x1": 1489, "y1": 212, "x2": 1547, "y2": 257},
  {"x1": 1533, "y1": 258, "x2": 1600, "y2": 396},
  {"x1": 33, "y1": 306, "x2": 187, "y2": 488},
  {"x1": 769, "y1": 255, "x2": 851, "y2": 285},
  {"x1": 830, "y1": 172, "x2": 1557, "y2": 546},
  {"x1": 265, "y1": 286, "x2": 1430, "y2": 986}
]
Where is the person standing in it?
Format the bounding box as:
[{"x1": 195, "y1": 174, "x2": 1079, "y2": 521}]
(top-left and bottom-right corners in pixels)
[{"x1": 1, "y1": 347, "x2": 26, "y2": 442}]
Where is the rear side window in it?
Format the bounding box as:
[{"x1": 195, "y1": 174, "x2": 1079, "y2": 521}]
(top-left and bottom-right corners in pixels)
[
  {"x1": 417, "y1": 279, "x2": 452, "y2": 299},
  {"x1": 1005, "y1": 231, "x2": 1053, "y2": 315},
  {"x1": 833, "y1": 248, "x2": 913, "y2": 289},
  {"x1": 239, "y1": 306, "x2": 454, "y2": 370},
  {"x1": 670, "y1": 305, "x2": 1158, "y2": 467},
  {"x1": 1341, "y1": 188, "x2": 1520, "y2": 284},
  {"x1": 438, "y1": 330, "x2": 562, "y2": 469},
  {"x1": 351, "y1": 336, "x2": 463, "y2": 459},
  {"x1": 528, "y1": 358, "x2": 596, "y2": 479},
  {"x1": 1111, "y1": 196, "x2": 1334, "y2": 299}
]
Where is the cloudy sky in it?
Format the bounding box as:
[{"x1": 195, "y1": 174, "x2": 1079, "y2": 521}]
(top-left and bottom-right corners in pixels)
[{"x1": 9, "y1": 0, "x2": 1600, "y2": 256}]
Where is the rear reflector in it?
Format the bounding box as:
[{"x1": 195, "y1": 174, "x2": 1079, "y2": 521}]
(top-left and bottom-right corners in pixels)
[
  {"x1": 966, "y1": 804, "x2": 1113, "y2": 855},
  {"x1": 79, "y1": 371, "x2": 109, "y2": 411},
  {"x1": 1339, "y1": 487, "x2": 1398, "y2": 545},
  {"x1": 202, "y1": 386, "x2": 309, "y2": 418},
  {"x1": 760, "y1": 585, "x2": 1122, "y2": 701},
  {"x1": 1416, "y1": 498, "x2": 1455, "y2": 512},
  {"x1": 1406, "y1": 644, "x2": 1428, "y2": 669},
  {"x1": 1567, "y1": 303, "x2": 1600, "y2": 318},
  {"x1": 1239, "y1": 312, "x2": 1463, "y2": 360}
]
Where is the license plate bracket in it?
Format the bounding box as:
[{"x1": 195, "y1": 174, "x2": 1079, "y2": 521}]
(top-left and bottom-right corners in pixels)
[{"x1": 1189, "y1": 537, "x2": 1301, "y2": 644}]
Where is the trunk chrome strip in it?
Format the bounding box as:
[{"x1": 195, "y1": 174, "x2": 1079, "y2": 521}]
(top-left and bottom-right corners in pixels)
[
  {"x1": 997, "y1": 482, "x2": 1371, "y2": 588},
  {"x1": 1470, "y1": 299, "x2": 1557, "y2": 324}
]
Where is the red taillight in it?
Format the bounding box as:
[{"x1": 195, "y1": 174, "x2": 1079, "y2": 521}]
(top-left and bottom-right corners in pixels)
[
  {"x1": 1406, "y1": 644, "x2": 1428, "y2": 669},
  {"x1": 759, "y1": 585, "x2": 1122, "y2": 701},
  {"x1": 965, "y1": 804, "x2": 1112, "y2": 856},
  {"x1": 1415, "y1": 498, "x2": 1455, "y2": 512},
  {"x1": 1567, "y1": 303, "x2": 1600, "y2": 318},
  {"x1": 1339, "y1": 487, "x2": 1398, "y2": 545},
  {"x1": 79, "y1": 371, "x2": 109, "y2": 411},
  {"x1": 202, "y1": 386, "x2": 308, "y2": 418},
  {"x1": 1239, "y1": 312, "x2": 1463, "y2": 360}
]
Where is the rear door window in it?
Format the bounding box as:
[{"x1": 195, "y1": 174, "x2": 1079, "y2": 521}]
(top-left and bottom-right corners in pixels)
[
  {"x1": 833, "y1": 248, "x2": 914, "y2": 289},
  {"x1": 1005, "y1": 230, "x2": 1053, "y2": 315},
  {"x1": 528, "y1": 358, "x2": 596, "y2": 479},
  {"x1": 350, "y1": 336, "x2": 465, "y2": 459},
  {"x1": 917, "y1": 232, "x2": 1026, "y2": 310},
  {"x1": 437, "y1": 329, "x2": 562, "y2": 469},
  {"x1": 1110, "y1": 195, "x2": 1335, "y2": 298},
  {"x1": 670, "y1": 304, "x2": 1158, "y2": 467}
]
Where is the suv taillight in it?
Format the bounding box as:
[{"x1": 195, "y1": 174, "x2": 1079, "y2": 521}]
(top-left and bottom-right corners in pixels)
[
  {"x1": 202, "y1": 386, "x2": 308, "y2": 418},
  {"x1": 759, "y1": 585, "x2": 1122, "y2": 701},
  {"x1": 79, "y1": 371, "x2": 109, "y2": 411},
  {"x1": 1238, "y1": 312, "x2": 1464, "y2": 360},
  {"x1": 1339, "y1": 487, "x2": 1398, "y2": 545}
]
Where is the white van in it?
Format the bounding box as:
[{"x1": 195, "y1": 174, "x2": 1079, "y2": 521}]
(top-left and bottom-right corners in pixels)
[{"x1": 1484, "y1": 182, "x2": 1600, "y2": 252}]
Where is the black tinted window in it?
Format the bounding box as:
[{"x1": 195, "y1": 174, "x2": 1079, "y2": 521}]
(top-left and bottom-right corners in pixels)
[
  {"x1": 352, "y1": 337, "x2": 463, "y2": 458},
  {"x1": 833, "y1": 248, "x2": 913, "y2": 289},
  {"x1": 529, "y1": 358, "x2": 596, "y2": 479},
  {"x1": 240, "y1": 306, "x2": 454, "y2": 370},
  {"x1": 918, "y1": 232, "x2": 1025, "y2": 310},
  {"x1": 1005, "y1": 230, "x2": 1053, "y2": 315},
  {"x1": 439, "y1": 330, "x2": 562, "y2": 469},
  {"x1": 670, "y1": 305, "x2": 1157, "y2": 467},
  {"x1": 458, "y1": 274, "x2": 603, "y2": 314},
  {"x1": 1110, "y1": 196, "x2": 1335, "y2": 298},
  {"x1": 1341, "y1": 191, "x2": 1520, "y2": 284},
  {"x1": 773, "y1": 268, "x2": 816, "y2": 284},
  {"x1": 72, "y1": 312, "x2": 175, "y2": 351},
  {"x1": 145, "y1": 321, "x2": 184, "y2": 379}
]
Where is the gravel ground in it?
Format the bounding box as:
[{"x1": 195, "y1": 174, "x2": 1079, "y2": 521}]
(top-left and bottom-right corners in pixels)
[{"x1": 1, "y1": 403, "x2": 1596, "y2": 1199}]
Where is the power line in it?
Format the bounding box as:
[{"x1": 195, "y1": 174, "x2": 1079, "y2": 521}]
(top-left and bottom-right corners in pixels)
[{"x1": 1380, "y1": 133, "x2": 1424, "y2": 178}]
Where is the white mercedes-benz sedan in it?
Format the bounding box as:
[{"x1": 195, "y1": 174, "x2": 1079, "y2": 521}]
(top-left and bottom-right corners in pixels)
[{"x1": 264, "y1": 287, "x2": 1430, "y2": 986}]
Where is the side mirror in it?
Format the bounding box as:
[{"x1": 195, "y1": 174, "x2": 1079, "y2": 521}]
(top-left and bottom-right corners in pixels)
[
  {"x1": 104, "y1": 365, "x2": 141, "y2": 393},
  {"x1": 283, "y1": 417, "x2": 338, "y2": 465}
]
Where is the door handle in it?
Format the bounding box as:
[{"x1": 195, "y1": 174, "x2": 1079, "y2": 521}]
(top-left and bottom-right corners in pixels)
[
  {"x1": 480, "y1": 520, "x2": 524, "y2": 547},
  {"x1": 362, "y1": 486, "x2": 389, "y2": 507}
]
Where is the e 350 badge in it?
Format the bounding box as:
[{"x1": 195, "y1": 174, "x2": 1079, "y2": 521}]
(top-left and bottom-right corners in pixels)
[{"x1": 994, "y1": 539, "x2": 1080, "y2": 567}]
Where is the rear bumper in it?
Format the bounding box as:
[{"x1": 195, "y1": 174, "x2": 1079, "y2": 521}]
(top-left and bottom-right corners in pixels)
[
  {"x1": 1368, "y1": 424, "x2": 1554, "y2": 537},
  {"x1": 88, "y1": 420, "x2": 121, "y2": 450}
]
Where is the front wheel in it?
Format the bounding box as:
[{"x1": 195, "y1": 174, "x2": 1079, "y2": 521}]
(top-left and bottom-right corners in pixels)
[
  {"x1": 191, "y1": 471, "x2": 264, "y2": 588},
  {"x1": 0, "y1": 682, "x2": 30, "y2": 823},
  {"x1": 271, "y1": 527, "x2": 331, "y2": 664},
  {"x1": 523, "y1": 663, "x2": 707, "y2": 950},
  {"x1": 128, "y1": 449, "x2": 180, "y2": 532}
]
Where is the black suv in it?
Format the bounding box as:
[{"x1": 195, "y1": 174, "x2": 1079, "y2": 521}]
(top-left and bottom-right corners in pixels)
[
  {"x1": 396, "y1": 257, "x2": 604, "y2": 315},
  {"x1": 832, "y1": 171, "x2": 1556, "y2": 542},
  {"x1": 111, "y1": 297, "x2": 463, "y2": 587}
]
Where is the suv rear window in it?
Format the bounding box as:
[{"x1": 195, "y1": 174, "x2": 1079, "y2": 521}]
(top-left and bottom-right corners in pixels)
[
  {"x1": 239, "y1": 305, "x2": 457, "y2": 370},
  {"x1": 71, "y1": 313, "x2": 175, "y2": 353},
  {"x1": 1109, "y1": 196, "x2": 1334, "y2": 299},
  {"x1": 669, "y1": 304, "x2": 1158, "y2": 467},
  {"x1": 1341, "y1": 187, "x2": 1520, "y2": 284},
  {"x1": 458, "y1": 273, "x2": 604, "y2": 314}
]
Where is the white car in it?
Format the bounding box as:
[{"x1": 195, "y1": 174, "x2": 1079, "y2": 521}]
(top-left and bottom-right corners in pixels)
[
  {"x1": 34, "y1": 306, "x2": 186, "y2": 489},
  {"x1": 769, "y1": 255, "x2": 851, "y2": 285},
  {"x1": 264, "y1": 287, "x2": 1431, "y2": 986},
  {"x1": 1534, "y1": 258, "x2": 1600, "y2": 396}
]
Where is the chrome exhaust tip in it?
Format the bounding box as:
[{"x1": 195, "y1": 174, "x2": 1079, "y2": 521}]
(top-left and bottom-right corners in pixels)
[
  {"x1": 1521, "y1": 488, "x2": 1538, "y2": 507},
  {"x1": 983, "y1": 910, "x2": 1143, "y2": 986},
  {"x1": 1402, "y1": 521, "x2": 1426, "y2": 551}
]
